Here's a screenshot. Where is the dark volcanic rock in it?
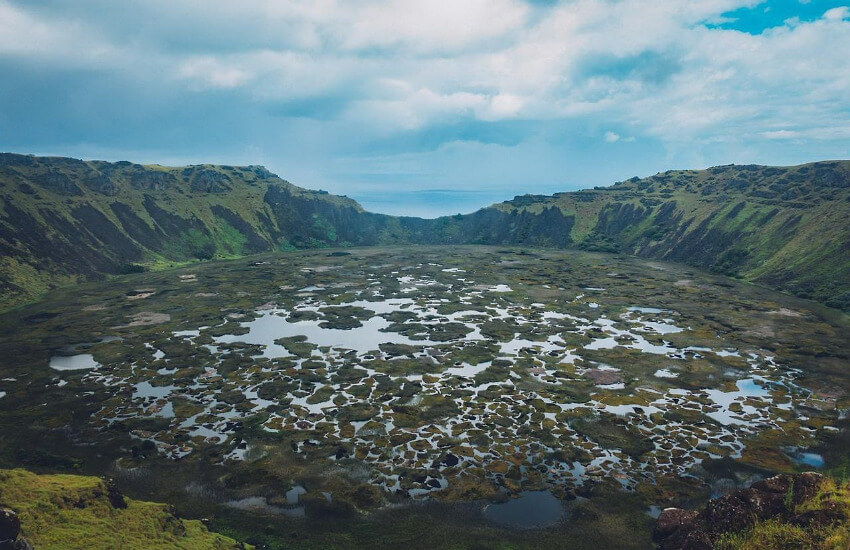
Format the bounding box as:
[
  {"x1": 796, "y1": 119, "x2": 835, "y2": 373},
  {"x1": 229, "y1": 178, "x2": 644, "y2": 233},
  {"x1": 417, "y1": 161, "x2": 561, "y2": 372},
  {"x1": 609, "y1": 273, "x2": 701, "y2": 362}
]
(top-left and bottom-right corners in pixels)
[
  {"x1": 699, "y1": 487, "x2": 779, "y2": 535},
  {"x1": 750, "y1": 471, "x2": 822, "y2": 505},
  {"x1": 0, "y1": 508, "x2": 20, "y2": 541},
  {"x1": 104, "y1": 477, "x2": 127, "y2": 509},
  {"x1": 83, "y1": 171, "x2": 118, "y2": 195},
  {"x1": 0, "y1": 153, "x2": 35, "y2": 167},
  {"x1": 190, "y1": 168, "x2": 231, "y2": 193},
  {"x1": 38, "y1": 170, "x2": 82, "y2": 195},
  {"x1": 130, "y1": 169, "x2": 178, "y2": 190},
  {"x1": 249, "y1": 165, "x2": 277, "y2": 179},
  {"x1": 653, "y1": 473, "x2": 827, "y2": 549},
  {"x1": 653, "y1": 508, "x2": 697, "y2": 540},
  {"x1": 0, "y1": 508, "x2": 30, "y2": 550},
  {"x1": 789, "y1": 508, "x2": 846, "y2": 528}
]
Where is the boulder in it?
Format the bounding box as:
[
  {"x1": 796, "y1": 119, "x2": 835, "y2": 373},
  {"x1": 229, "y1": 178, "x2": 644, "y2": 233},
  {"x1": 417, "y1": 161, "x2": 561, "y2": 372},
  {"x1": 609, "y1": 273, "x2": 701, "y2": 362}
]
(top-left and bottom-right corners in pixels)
[
  {"x1": 653, "y1": 508, "x2": 697, "y2": 540},
  {"x1": 658, "y1": 528, "x2": 712, "y2": 550},
  {"x1": 750, "y1": 471, "x2": 823, "y2": 506},
  {"x1": 0, "y1": 508, "x2": 30, "y2": 550},
  {"x1": 789, "y1": 508, "x2": 847, "y2": 528},
  {"x1": 653, "y1": 473, "x2": 829, "y2": 549},
  {"x1": 0, "y1": 508, "x2": 20, "y2": 541},
  {"x1": 104, "y1": 478, "x2": 127, "y2": 509}
]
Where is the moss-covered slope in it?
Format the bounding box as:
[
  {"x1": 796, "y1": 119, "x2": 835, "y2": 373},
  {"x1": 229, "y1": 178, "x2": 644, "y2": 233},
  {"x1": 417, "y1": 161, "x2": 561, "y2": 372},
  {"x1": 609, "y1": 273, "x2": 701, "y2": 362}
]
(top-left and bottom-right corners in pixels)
[
  {"x1": 1, "y1": 154, "x2": 848, "y2": 312},
  {"x1": 439, "y1": 161, "x2": 850, "y2": 310},
  {"x1": 0, "y1": 153, "x2": 424, "y2": 310},
  {"x1": 0, "y1": 469, "x2": 247, "y2": 549}
]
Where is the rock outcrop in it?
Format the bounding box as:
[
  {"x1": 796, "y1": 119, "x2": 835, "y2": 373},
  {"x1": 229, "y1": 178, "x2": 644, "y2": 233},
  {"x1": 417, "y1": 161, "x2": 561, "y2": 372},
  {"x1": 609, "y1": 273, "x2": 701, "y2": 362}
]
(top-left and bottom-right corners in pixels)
[
  {"x1": 653, "y1": 473, "x2": 847, "y2": 549},
  {"x1": 0, "y1": 508, "x2": 32, "y2": 550}
]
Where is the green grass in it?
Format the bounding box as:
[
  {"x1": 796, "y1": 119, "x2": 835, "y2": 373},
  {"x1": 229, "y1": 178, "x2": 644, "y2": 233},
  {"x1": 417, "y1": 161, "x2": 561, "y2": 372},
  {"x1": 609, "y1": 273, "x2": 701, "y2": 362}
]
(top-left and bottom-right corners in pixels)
[
  {"x1": 0, "y1": 469, "x2": 248, "y2": 550},
  {"x1": 1, "y1": 154, "x2": 848, "y2": 313}
]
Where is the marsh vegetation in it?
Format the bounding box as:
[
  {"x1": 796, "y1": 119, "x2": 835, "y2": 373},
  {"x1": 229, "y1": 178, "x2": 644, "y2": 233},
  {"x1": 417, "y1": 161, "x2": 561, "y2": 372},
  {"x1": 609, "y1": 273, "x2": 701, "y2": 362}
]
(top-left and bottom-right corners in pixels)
[{"x1": 0, "y1": 246, "x2": 846, "y2": 548}]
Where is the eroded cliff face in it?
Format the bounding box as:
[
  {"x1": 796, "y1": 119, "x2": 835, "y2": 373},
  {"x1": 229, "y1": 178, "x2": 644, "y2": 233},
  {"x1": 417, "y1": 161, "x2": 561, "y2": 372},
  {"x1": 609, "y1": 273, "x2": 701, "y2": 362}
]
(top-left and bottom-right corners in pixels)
[
  {"x1": 473, "y1": 161, "x2": 850, "y2": 310},
  {"x1": 1, "y1": 154, "x2": 848, "y2": 312},
  {"x1": 0, "y1": 154, "x2": 371, "y2": 309}
]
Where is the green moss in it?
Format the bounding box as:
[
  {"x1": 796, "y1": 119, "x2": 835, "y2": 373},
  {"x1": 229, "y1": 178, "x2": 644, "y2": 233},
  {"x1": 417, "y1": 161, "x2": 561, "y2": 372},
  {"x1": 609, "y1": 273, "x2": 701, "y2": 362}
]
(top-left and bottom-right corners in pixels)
[
  {"x1": 571, "y1": 416, "x2": 653, "y2": 458},
  {"x1": 0, "y1": 469, "x2": 248, "y2": 550},
  {"x1": 215, "y1": 221, "x2": 249, "y2": 255}
]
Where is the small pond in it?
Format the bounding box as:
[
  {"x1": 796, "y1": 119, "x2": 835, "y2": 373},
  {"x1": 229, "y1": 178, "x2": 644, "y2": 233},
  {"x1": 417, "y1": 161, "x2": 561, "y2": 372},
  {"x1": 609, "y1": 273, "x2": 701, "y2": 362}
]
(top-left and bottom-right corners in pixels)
[
  {"x1": 483, "y1": 491, "x2": 564, "y2": 529},
  {"x1": 49, "y1": 354, "x2": 100, "y2": 371}
]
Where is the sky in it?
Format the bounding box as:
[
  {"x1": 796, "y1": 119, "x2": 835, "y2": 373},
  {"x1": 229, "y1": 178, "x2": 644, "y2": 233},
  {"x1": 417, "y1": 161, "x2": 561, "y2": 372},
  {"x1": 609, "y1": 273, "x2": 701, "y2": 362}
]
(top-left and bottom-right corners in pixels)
[{"x1": 1, "y1": 0, "x2": 849, "y2": 217}]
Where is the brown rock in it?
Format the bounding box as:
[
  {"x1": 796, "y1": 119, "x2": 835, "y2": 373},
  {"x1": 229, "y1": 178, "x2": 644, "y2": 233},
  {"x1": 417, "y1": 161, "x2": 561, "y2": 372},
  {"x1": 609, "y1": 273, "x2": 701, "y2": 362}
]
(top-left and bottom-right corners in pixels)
[
  {"x1": 659, "y1": 528, "x2": 713, "y2": 550},
  {"x1": 584, "y1": 368, "x2": 622, "y2": 385},
  {"x1": 750, "y1": 473, "x2": 793, "y2": 494},
  {"x1": 789, "y1": 509, "x2": 845, "y2": 529},
  {"x1": 700, "y1": 492, "x2": 759, "y2": 536},
  {"x1": 791, "y1": 472, "x2": 825, "y2": 503},
  {"x1": 104, "y1": 478, "x2": 127, "y2": 509},
  {"x1": 653, "y1": 473, "x2": 832, "y2": 550},
  {"x1": 653, "y1": 508, "x2": 697, "y2": 540},
  {"x1": 751, "y1": 472, "x2": 823, "y2": 507},
  {"x1": 737, "y1": 486, "x2": 786, "y2": 520}
]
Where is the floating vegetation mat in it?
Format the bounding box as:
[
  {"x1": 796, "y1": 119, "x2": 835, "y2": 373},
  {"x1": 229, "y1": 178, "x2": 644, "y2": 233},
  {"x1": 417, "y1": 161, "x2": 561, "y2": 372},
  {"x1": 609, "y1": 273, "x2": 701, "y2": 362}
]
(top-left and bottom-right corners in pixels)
[{"x1": 0, "y1": 246, "x2": 846, "y2": 511}]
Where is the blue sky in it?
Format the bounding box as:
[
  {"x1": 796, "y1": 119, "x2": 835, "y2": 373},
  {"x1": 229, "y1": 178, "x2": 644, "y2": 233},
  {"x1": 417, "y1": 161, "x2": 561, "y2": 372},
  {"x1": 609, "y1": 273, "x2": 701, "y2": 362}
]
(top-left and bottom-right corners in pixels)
[{"x1": 1, "y1": 0, "x2": 849, "y2": 217}]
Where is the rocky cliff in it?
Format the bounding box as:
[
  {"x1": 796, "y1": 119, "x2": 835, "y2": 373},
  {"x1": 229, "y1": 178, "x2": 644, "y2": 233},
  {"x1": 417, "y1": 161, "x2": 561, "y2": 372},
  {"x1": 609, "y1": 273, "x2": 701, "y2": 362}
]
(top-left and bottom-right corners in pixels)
[
  {"x1": 1, "y1": 154, "x2": 848, "y2": 312},
  {"x1": 439, "y1": 161, "x2": 850, "y2": 311}
]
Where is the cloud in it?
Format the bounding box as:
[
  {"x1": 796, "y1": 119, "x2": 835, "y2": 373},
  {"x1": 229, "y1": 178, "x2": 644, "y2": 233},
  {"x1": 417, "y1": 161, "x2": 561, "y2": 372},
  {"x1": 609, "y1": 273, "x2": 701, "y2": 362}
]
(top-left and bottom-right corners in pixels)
[
  {"x1": 0, "y1": 0, "x2": 849, "y2": 215},
  {"x1": 823, "y1": 6, "x2": 849, "y2": 20},
  {"x1": 761, "y1": 130, "x2": 800, "y2": 139},
  {"x1": 177, "y1": 57, "x2": 252, "y2": 89},
  {"x1": 338, "y1": 0, "x2": 529, "y2": 53},
  {"x1": 0, "y1": 1, "x2": 113, "y2": 62}
]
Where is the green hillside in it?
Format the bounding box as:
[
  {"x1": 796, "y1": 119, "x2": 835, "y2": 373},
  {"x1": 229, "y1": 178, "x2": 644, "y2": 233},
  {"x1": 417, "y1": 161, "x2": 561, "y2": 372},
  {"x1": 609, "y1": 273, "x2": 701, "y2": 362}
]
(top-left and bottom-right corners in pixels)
[
  {"x1": 0, "y1": 469, "x2": 247, "y2": 549},
  {"x1": 0, "y1": 153, "x2": 421, "y2": 310},
  {"x1": 1, "y1": 154, "x2": 848, "y2": 311},
  {"x1": 432, "y1": 161, "x2": 850, "y2": 310}
]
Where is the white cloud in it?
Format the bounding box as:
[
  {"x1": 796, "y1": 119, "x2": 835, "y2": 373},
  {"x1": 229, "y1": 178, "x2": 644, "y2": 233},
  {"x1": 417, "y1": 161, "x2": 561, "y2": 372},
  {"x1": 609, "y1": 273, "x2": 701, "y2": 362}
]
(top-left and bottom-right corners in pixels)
[
  {"x1": 485, "y1": 94, "x2": 525, "y2": 120},
  {"x1": 348, "y1": 88, "x2": 489, "y2": 131},
  {"x1": 177, "y1": 57, "x2": 252, "y2": 89},
  {"x1": 760, "y1": 130, "x2": 800, "y2": 139},
  {"x1": 338, "y1": 0, "x2": 529, "y2": 53},
  {"x1": 0, "y1": 1, "x2": 113, "y2": 61},
  {"x1": 1, "y1": 0, "x2": 849, "y2": 162},
  {"x1": 823, "y1": 6, "x2": 850, "y2": 20}
]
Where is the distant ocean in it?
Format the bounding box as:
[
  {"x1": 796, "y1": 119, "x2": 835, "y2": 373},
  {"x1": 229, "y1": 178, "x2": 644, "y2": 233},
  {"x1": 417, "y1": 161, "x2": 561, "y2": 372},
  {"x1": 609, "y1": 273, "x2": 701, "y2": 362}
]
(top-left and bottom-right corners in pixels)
[{"x1": 351, "y1": 189, "x2": 516, "y2": 219}]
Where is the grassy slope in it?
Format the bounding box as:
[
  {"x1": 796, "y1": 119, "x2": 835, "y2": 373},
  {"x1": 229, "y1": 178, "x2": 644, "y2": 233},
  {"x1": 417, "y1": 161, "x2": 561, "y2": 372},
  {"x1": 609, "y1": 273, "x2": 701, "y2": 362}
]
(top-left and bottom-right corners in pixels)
[
  {"x1": 481, "y1": 161, "x2": 850, "y2": 309},
  {"x1": 0, "y1": 469, "x2": 247, "y2": 550},
  {"x1": 0, "y1": 154, "x2": 378, "y2": 310},
  {"x1": 1, "y1": 154, "x2": 848, "y2": 312}
]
